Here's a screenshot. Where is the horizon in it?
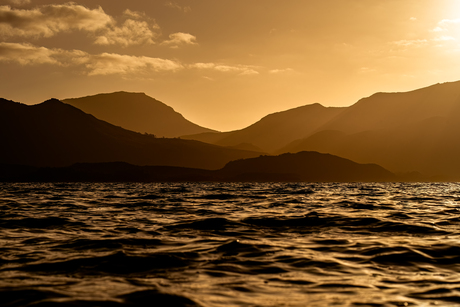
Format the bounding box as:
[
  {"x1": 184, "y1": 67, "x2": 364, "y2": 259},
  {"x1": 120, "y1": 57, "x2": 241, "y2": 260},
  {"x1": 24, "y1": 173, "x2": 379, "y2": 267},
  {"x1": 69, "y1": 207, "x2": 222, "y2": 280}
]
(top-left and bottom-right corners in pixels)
[{"x1": 1, "y1": 0, "x2": 460, "y2": 131}]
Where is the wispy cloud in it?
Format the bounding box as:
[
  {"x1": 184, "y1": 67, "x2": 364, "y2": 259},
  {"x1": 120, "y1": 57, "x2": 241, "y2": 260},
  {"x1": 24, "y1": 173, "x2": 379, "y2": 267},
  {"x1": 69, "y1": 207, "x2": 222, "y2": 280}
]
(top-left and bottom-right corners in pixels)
[
  {"x1": 190, "y1": 62, "x2": 259, "y2": 75},
  {"x1": 0, "y1": 4, "x2": 161, "y2": 47},
  {"x1": 161, "y1": 32, "x2": 197, "y2": 48},
  {"x1": 392, "y1": 39, "x2": 428, "y2": 48},
  {"x1": 164, "y1": 1, "x2": 191, "y2": 13},
  {"x1": 94, "y1": 10, "x2": 160, "y2": 46},
  {"x1": 432, "y1": 18, "x2": 460, "y2": 32},
  {"x1": 86, "y1": 53, "x2": 183, "y2": 76},
  {"x1": 0, "y1": 0, "x2": 31, "y2": 5},
  {"x1": 390, "y1": 18, "x2": 460, "y2": 52},
  {"x1": 0, "y1": 42, "x2": 183, "y2": 75},
  {"x1": 0, "y1": 4, "x2": 112, "y2": 38},
  {"x1": 0, "y1": 42, "x2": 266, "y2": 77},
  {"x1": 0, "y1": 42, "x2": 87, "y2": 65},
  {"x1": 269, "y1": 68, "x2": 294, "y2": 74}
]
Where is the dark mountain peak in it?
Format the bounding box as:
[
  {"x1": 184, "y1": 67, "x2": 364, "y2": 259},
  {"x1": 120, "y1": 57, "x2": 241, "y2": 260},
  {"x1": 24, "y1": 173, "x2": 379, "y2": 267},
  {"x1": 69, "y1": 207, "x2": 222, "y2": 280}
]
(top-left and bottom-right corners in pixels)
[
  {"x1": 262, "y1": 103, "x2": 325, "y2": 118},
  {"x1": 63, "y1": 92, "x2": 216, "y2": 137},
  {"x1": 42, "y1": 98, "x2": 64, "y2": 105},
  {"x1": 111, "y1": 91, "x2": 145, "y2": 95},
  {"x1": 95, "y1": 91, "x2": 156, "y2": 101},
  {"x1": 185, "y1": 101, "x2": 345, "y2": 153},
  {"x1": 0, "y1": 98, "x2": 26, "y2": 113},
  {"x1": 38, "y1": 99, "x2": 89, "y2": 116},
  {"x1": 0, "y1": 97, "x2": 22, "y2": 106},
  {"x1": 356, "y1": 80, "x2": 460, "y2": 105},
  {"x1": 0, "y1": 97, "x2": 17, "y2": 104}
]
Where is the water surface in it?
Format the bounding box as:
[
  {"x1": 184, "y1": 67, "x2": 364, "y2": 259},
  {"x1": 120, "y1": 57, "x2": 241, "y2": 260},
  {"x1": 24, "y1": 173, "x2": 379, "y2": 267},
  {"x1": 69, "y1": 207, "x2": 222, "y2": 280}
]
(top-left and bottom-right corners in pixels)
[{"x1": 1, "y1": 182, "x2": 460, "y2": 306}]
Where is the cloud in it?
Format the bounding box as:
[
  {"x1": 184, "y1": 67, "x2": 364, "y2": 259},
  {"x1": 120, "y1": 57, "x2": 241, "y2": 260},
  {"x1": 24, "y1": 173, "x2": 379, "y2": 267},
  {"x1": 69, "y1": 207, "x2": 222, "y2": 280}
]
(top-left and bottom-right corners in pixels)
[
  {"x1": 190, "y1": 62, "x2": 259, "y2": 75},
  {"x1": 0, "y1": 42, "x2": 88, "y2": 65},
  {"x1": 94, "y1": 9, "x2": 159, "y2": 46},
  {"x1": 0, "y1": 4, "x2": 160, "y2": 46},
  {"x1": 86, "y1": 53, "x2": 183, "y2": 75},
  {"x1": 0, "y1": 42, "x2": 183, "y2": 75},
  {"x1": 392, "y1": 39, "x2": 428, "y2": 48},
  {"x1": 388, "y1": 18, "x2": 460, "y2": 54},
  {"x1": 164, "y1": 2, "x2": 191, "y2": 13},
  {"x1": 0, "y1": 42, "x2": 265, "y2": 77},
  {"x1": 0, "y1": 3, "x2": 112, "y2": 38},
  {"x1": 161, "y1": 32, "x2": 197, "y2": 48},
  {"x1": 95, "y1": 20, "x2": 158, "y2": 46},
  {"x1": 0, "y1": 0, "x2": 30, "y2": 5},
  {"x1": 269, "y1": 68, "x2": 294, "y2": 74},
  {"x1": 433, "y1": 18, "x2": 460, "y2": 32}
]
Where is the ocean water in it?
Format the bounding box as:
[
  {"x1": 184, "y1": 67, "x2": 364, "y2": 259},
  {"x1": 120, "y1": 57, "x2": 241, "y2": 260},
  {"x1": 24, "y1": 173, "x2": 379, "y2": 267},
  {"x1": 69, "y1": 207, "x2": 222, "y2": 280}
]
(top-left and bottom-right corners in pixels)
[{"x1": 1, "y1": 182, "x2": 460, "y2": 307}]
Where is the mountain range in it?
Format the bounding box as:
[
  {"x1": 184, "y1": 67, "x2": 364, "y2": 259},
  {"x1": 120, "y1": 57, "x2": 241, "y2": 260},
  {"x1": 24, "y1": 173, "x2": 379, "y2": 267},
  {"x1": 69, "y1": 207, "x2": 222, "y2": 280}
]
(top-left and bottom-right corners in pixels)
[
  {"x1": 183, "y1": 81, "x2": 460, "y2": 178},
  {"x1": 0, "y1": 151, "x2": 396, "y2": 182},
  {"x1": 182, "y1": 103, "x2": 345, "y2": 153},
  {"x1": 279, "y1": 81, "x2": 460, "y2": 177},
  {"x1": 0, "y1": 98, "x2": 259, "y2": 169},
  {"x1": 3, "y1": 80, "x2": 460, "y2": 180}
]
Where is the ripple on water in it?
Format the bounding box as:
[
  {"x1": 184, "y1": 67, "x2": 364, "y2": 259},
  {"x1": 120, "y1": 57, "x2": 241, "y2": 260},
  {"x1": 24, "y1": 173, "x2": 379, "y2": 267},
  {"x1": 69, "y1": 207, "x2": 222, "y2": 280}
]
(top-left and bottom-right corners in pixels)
[{"x1": 1, "y1": 182, "x2": 460, "y2": 306}]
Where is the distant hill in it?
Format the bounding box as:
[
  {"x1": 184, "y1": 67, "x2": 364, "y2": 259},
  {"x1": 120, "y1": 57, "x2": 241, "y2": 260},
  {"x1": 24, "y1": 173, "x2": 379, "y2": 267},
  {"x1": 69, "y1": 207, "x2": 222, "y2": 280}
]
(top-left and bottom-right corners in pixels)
[
  {"x1": 312, "y1": 81, "x2": 460, "y2": 134},
  {"x1": 219, "y1": 151, "x2": 396, "y2": 182},
  {"x1": 183, "y1": 103, "x2": 344, "y2": 152},
  {"x1": 0, "y1": 98, "x2": 260, "y2": 169},
  {"x1": 0, "y1": 151, "x2": 398, "y2": 182},
  {"x1": 280, "y1": 81, "x2": 460, "y2": 177},
  {"x1": 63, "y1": 91, "x2": 216, "y2": 138}
]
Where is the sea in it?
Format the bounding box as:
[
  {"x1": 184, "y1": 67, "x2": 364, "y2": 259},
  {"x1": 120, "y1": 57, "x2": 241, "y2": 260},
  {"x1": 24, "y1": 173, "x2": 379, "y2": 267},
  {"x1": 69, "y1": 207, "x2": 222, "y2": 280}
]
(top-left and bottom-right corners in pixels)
[{"x1": 1, "y1": 182, "x2": 460, "y2": 307}]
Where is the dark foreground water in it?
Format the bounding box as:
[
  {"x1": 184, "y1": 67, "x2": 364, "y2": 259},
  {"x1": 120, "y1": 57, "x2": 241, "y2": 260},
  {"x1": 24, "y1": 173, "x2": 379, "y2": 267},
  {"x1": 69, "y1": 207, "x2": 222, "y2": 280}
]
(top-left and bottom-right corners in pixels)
[{"x1": 2, "y1": 182, "x2": 460, "y2": 306}]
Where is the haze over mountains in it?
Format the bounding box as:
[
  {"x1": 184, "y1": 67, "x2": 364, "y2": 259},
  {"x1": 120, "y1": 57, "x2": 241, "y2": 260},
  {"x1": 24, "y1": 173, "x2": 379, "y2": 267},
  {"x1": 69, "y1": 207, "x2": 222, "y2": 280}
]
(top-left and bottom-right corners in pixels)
[
  {"x1": 3, "y1": 80, "x2": 460, "y2": 180},
  {"x1": 280, "y1": 81, "x2": 460, "y2": 177},
  {"x1": 183, "y1": 103, "x2": 345, "y2": 153},
  {"x1": 64, "y1": 92, "x2": 216, "y2": 138},
  {"x1": 182, "y1": 80, "x2": 460, "y2": 178}
]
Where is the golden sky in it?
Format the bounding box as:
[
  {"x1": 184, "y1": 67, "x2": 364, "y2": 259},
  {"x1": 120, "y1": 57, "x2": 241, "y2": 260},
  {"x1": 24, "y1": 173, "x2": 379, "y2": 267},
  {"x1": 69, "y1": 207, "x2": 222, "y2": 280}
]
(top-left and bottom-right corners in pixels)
[{"x1": 1, "y1": 0, "x2": 460, "y2": 131}]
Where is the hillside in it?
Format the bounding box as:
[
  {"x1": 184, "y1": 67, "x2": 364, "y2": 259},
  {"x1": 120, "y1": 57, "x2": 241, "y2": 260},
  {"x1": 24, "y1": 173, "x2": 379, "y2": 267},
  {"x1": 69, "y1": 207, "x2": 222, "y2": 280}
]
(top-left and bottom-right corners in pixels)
[
  {"x1": 64, "y1": 92, "x2": 215, "y2": 138},
  {"x1": 183, "y1": 103, "x2": 344, "y2": 152},
  {"x1": 219, "y1": 151, "x2": 396, "y2": 182},
  {"x1": 0, "y1": 98, "x2": 260, "y2": 169},
  {"x1": 0, "y1": 151, "x2": 397, "y2": 182},
  {"x1": 281, "y1": 81, "x2": 460, "y2": 177}
]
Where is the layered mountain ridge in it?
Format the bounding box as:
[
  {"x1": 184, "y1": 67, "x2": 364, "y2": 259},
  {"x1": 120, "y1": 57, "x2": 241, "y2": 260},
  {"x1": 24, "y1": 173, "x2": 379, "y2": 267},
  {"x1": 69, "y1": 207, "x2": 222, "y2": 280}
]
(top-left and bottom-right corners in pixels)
[
  {"x1": 0, "y1": 151, "x2": 397, "y2": 183},
  {"x1": 3, "y1": 80, "x2": 460, "y2": 179},
  {"x1": 184, "y1": 80, "x2": 460, "y2": 178},
  {"x1": 183, "y1": 103, "x2": 345, "y2": 153},
  {"x1": 0, "y1": 98, "x2": 260, "y2": 169}
]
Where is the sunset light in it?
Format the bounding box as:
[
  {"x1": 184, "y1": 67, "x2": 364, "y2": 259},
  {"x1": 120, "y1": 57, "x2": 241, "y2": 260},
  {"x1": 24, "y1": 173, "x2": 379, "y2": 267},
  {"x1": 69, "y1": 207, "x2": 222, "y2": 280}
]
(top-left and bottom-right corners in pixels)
[
  {"x1": 3, "y1": 1, "x2": 460, "y2": 306},
  {"x1": 1, "y1": 0, "x2": 460, "y2": 130}
]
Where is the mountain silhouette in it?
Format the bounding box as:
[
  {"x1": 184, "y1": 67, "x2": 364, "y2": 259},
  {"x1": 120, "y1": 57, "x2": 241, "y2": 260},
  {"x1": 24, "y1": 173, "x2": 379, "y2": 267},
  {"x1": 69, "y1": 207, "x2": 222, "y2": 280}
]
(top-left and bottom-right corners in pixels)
[
  {"x1": 63, "y1": 92, "x2": 216, "y2": 138},
  {"x1": 1, "y1": 151, "x2": 397, "y2": 182},
  {"x1": 184, "y1": 80, "x2": 460, "y2": 178},
  {"x1": 183, "y1": 103, "x2": 344, "y2": 152},
  {"x1": 280, "y1": 81, "x2": 460, "y2": 178},
  {"x1": 0, "y1": 98, "x2": 260, "y2": 169},
  {"x1": 219, "y1": 151, "x2": 396, "y2": 182}
]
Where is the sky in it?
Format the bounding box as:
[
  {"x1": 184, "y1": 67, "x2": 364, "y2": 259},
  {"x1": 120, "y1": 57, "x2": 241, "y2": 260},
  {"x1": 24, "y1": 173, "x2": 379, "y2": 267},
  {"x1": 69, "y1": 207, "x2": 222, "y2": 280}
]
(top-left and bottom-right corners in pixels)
[{"x1": 1, "y1": 0, "x2": 460, "y2": 131}]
